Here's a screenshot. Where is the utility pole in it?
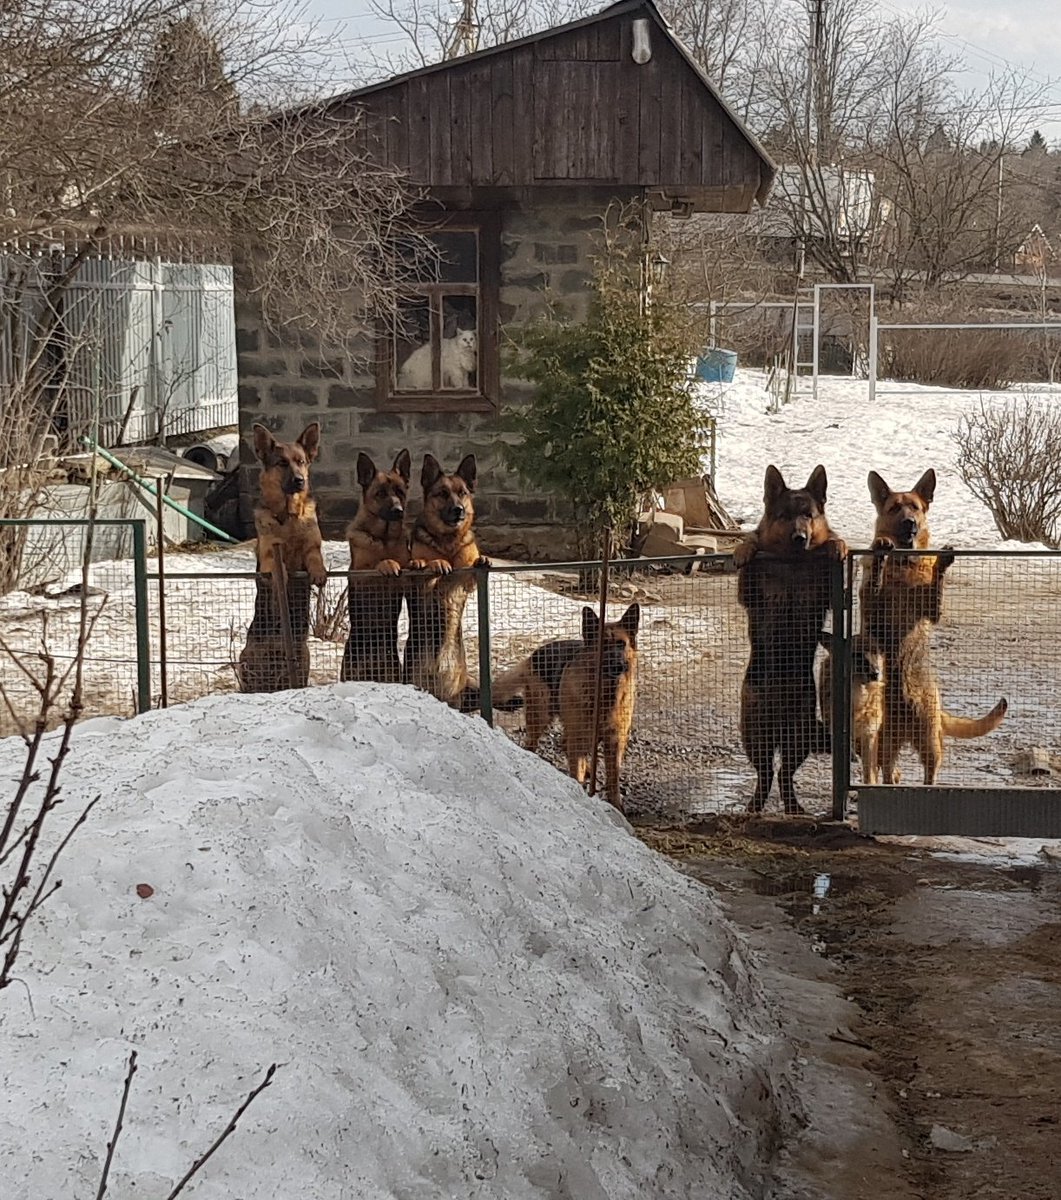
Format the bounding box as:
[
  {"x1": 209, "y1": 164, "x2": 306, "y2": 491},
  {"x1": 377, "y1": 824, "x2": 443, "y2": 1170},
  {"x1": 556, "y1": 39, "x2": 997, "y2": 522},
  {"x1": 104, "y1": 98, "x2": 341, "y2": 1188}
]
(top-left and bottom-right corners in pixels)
[
  {"x1": 993, "y1": 152, "x2": 1004, "y2": 272},
  {"x1": 444, "y1": 0, "x2": 480, "y2": 60},
  {"x1": 788, "y1": 0, "x2": 824, "y2": 402}
]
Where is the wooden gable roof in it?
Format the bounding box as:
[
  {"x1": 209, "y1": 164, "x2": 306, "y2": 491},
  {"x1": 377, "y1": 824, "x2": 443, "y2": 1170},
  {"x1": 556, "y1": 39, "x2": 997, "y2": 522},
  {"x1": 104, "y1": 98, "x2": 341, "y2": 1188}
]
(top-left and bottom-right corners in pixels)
[{"x1": 326, "y1": 0, "x2": 775, "y2": 212}]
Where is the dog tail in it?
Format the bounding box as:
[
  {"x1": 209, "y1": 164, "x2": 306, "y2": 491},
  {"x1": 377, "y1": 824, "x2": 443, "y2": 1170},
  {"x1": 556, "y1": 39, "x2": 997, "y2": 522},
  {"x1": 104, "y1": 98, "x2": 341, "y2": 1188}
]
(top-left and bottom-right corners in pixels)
[
  {"x1": 458, "y1": 669, "x2": 526, "y2": 715},
  {"x1": 487, "y1": 660, "x2": 532, "y2": 713},
  {"x1": 941, "y1": 697, "x2": 1008, "y2": 739}
]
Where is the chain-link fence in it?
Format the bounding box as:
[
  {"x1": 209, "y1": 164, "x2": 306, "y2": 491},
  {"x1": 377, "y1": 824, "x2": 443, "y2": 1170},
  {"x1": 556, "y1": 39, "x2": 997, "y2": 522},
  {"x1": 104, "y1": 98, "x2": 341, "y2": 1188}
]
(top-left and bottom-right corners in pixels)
[
  {"x1": 0, "y1": 519, "x2": 149, "y2": 736},
  {"x1": 479, "y1": 557, "x2": 831, "y2": 819},
  {"x1": 2, "y1": 519, "x2": 1060, "y2": 832},
  {"x1": 841, "y1": 549, "x2": 1061, "y2": 835}
]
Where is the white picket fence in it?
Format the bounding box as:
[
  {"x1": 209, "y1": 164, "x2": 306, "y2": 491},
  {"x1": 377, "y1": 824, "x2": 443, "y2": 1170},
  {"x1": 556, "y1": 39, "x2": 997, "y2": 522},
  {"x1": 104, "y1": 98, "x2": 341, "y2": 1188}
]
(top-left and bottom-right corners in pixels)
[{"x1": 0, "y1": 250, "x2": 238, "y2": 443}]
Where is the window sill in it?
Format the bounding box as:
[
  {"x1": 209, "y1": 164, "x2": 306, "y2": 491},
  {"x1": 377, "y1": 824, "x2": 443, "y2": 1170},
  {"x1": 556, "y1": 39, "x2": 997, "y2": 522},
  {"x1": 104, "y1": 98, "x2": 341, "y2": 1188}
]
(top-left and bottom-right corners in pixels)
[{"x1": 380, "y1": 393, "x2": 497, "y2": 413}]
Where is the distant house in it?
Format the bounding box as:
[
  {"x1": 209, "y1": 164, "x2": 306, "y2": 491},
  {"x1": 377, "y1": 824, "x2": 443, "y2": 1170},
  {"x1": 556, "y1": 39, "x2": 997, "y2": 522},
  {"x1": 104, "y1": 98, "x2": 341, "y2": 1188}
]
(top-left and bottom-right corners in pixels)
[
  {"x1": 1015, "y1": 224, "x2": 1055, "y2": 274},
  {"x1": 235, "y1": 0, "x2": 776, "y2": 556},
  {"x1": 752, "y1": 164, "x2": 885, "y2": 260}
]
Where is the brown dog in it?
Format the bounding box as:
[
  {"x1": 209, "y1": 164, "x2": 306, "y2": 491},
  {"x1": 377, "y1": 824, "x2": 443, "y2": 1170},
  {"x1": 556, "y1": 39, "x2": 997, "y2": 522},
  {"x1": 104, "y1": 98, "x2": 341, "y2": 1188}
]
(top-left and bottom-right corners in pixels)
[
  {"x1": 818, "y1": 631, "x2": 884, "y2": 785},
  {"x1": 860, "y1": 469, "x2": 1006, "y2": 784},
  {"x1": 402, "y1": 454, "x2": 489, "y2": 708},
  {"x1": 493, "y1": 604, "x2": 640, "y2": 811},
  {"x1": 736, "y1": 465, "x2": 847, "y2": 814},
  {"x1": 238, "y1": 422, "x2": 326, "y2": 693},
  {"x1": 340, "y1": 450, "x2": 411, "y2": 684}
]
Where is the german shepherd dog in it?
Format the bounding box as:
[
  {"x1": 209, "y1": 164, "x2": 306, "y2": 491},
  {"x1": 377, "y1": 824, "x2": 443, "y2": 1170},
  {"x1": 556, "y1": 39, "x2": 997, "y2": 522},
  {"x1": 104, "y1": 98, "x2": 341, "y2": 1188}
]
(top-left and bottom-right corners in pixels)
[
  {"x1": 238, "y1": 422, "x2": 327, "y2": 693},
  {"x1": 735, "y1": 465, "x2": 847, "y2": 814},
  {"x1": 860, "y1": 469, "x2": 1007, "y2": 784},
  {"x1": 402, "y1": 454, "x2": 489, "y2": 708},
  {"x1": 340, "y1": 450, "x2": 411, "y2": 684},
  {"x1": 493, "y1": 604, "x2": 640, "y2": 811},
  {"x1": 818, "y1": 631, "x2": 884, "y2": 785}
]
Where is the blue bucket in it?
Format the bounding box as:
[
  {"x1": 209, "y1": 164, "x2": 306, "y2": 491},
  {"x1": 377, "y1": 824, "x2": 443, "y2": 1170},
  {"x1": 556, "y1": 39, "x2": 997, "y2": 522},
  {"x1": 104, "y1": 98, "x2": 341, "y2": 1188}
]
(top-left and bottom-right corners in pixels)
[{"x1": 695, "y1": 348, "x2": 738, "y2": 383}]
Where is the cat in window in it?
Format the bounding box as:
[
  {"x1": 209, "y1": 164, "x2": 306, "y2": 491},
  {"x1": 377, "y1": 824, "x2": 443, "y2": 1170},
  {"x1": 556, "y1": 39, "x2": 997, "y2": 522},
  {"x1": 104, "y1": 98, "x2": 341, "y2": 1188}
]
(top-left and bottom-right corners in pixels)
[{"x1": 397, "y1": 328, "x2": 477, "y2": 391}]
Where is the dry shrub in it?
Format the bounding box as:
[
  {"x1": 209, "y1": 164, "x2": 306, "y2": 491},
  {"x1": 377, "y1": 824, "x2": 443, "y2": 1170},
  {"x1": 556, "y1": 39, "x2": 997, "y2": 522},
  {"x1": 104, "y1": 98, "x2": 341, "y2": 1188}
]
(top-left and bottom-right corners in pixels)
[
  {"x1": 954, "y1": 398, "x2": 1061, "y2": 547},
  {"x1": 881, "y1": 299, "x2": 1057, "y2": 390},
  {"x1": 711, "y1": 305, "x2": 792, "y2": 369},
  {"x1": 312, "y1": 582, "x2": 349, "y2": 643}
]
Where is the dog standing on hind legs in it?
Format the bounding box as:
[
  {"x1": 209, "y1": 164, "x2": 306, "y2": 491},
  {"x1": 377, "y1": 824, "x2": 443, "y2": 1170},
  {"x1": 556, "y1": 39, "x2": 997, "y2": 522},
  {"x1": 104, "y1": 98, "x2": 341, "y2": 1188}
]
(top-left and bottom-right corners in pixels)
[
  {"x1": 860, "y1": 468, "x2": 1007, "y2": 784},
  {"x1": 735, "y1": 464, "x2": 847, "y2": 814},
  {"x1": 492, "y1": 604, "x2": 640, "y2": 811},
  {"x1": 402, "y1": 453, "x2": 489, "y2": 708},
  {"x1": 818, "y1": 630, "x2": 884, "y2": 785},
  {"x1": 341, "y1": 449, "x2": 411, "y2": 684},
  {"x1": 238, "y1": 422, "x2": 327, "y2": 693}
]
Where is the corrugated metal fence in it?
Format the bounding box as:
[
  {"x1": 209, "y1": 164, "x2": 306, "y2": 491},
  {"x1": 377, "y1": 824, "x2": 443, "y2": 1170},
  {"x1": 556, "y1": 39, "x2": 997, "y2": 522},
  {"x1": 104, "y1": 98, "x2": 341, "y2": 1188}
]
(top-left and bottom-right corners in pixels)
[{"x1": 0, "y1": 249, "x2": 237, "y2": 442}]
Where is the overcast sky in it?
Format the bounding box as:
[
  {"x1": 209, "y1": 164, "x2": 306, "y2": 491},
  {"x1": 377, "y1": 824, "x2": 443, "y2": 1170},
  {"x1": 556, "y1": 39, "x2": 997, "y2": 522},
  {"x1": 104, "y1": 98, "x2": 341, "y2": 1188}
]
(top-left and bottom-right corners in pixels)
[{"x1": 301, "y1": 0, "x2": 1061, "y2": 144}]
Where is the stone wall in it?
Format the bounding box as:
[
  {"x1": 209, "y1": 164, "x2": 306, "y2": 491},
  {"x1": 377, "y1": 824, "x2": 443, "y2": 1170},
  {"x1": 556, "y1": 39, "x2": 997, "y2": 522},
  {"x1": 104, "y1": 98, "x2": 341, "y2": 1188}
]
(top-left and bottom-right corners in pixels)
[{"x1": 236, "y1": 202, "x2": 604, "y2": 560}]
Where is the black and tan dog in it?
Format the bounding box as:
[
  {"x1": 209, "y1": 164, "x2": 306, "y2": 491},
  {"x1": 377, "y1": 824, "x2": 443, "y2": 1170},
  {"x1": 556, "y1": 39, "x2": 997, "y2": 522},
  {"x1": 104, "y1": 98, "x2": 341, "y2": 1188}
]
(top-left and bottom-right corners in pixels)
[
  {"x1": 818, "y1": 630, "x2": 884, "y2": 785},
  {"x1": 860, "y1": 469, "x2": 1007, "y2": 784},
  {"x1": 402, "y1": 453, "x2": 489, "y2": 708},
  {"x1": 735, "y1": 465, "x2": 847, "y2": 814},
  {"x1": 493, "y1": 604, "x2": 640, "y2": 811},
  {"x1": 238, "y1": 422, "x2": 326, "y2": 693},
  {"x1": 340, "y1": 450, "x2": 411, "y2": 684}
]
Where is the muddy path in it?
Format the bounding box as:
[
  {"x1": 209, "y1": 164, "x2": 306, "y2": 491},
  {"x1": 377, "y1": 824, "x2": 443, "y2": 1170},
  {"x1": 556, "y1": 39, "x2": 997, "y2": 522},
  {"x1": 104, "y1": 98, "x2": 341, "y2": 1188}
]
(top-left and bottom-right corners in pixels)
[{"x1": 638, "y1": 818, "x2": 1061, "y2": 1200}]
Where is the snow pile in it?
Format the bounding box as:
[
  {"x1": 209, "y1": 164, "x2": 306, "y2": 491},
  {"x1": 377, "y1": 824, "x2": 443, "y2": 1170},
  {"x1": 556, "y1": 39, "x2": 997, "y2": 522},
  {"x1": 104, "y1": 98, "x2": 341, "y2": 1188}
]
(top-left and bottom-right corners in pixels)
[
  {"x1": 0, "y1": 686, "x2": 796, "y2": 1199},
  {"x1": 699, "y1": 369, "x2": 1044, "y2": 547}
]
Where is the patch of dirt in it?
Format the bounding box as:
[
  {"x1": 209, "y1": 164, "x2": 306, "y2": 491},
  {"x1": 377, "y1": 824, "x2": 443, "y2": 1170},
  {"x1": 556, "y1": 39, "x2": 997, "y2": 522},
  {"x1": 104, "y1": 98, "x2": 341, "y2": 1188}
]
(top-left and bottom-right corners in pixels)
[{"x1": 642, "y1": 821, "x2": 1061, "y2": 1200}]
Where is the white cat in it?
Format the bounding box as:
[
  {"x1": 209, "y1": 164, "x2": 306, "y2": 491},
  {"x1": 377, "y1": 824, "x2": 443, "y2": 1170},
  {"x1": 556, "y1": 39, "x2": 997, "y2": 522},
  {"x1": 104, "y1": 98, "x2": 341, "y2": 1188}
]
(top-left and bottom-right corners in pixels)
[{"x1": 397, "y1": 328, "x2": 477, "y2": 391}]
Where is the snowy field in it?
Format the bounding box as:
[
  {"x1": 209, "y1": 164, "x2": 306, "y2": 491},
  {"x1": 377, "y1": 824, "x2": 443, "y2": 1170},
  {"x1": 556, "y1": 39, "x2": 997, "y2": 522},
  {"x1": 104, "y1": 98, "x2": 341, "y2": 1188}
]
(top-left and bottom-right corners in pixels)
[
  {"x1": 0, "y1": 686, "x2": 802, "y2": 1198},
  {"x1": 699, "y1": 368, "x2": 1053, "y2": 547},
  {"x1": 0, "y1": 371, "x2": 1059, "y2": 815}
]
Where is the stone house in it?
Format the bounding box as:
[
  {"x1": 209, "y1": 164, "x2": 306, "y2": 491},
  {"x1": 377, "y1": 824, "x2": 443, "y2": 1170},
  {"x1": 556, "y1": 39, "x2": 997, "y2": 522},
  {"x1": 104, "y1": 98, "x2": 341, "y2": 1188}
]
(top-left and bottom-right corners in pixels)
[{"x1": 236, "y1": 0, "x2": 775, "y2": 557}]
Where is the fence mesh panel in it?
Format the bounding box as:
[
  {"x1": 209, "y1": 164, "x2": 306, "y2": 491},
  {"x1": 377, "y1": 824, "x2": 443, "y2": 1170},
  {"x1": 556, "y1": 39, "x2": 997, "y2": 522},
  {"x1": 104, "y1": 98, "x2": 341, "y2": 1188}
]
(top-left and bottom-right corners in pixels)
[
  {"x1": 0, "y1": 526, "x2": 141, "y2": 736},
  {"x1": 151, "y1": 570, "x2": 349, "y2": 703},
  {"x1": 483, "y1": 558, "x2": 832, "y2": 819},
  {"x1": 3, "y1": 524, "x2": 1058, "y2": 823},
  {"x1": 847, "y1": 550, "x2": 1060, "y2": 794}
]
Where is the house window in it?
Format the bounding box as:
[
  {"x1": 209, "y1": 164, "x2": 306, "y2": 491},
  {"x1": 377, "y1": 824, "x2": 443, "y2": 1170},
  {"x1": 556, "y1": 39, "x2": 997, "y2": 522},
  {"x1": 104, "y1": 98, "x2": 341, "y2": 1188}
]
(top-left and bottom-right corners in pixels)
[{"x1": 377, "y1": 214, "x2": 499, "y2": 411}]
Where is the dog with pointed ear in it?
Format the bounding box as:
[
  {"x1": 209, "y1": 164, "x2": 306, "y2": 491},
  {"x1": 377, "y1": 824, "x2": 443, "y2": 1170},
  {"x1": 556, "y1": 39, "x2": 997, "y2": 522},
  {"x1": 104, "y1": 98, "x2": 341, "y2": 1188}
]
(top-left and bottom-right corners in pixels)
[
  {"x1": 247, "y1": 421, "x2": 326, "y2": 586},
  {"x1": 408, "y1": 453, "x2": 488, "y2": 576},
  {"x1": 237, "y1": 420, "x2": 327, "y2": 695},
  {"x1": 402, "y1": 452, "x2": 490, "y2": 708},
  {"x1": 733, "y1": 464, "x2": 847, "y2": 567},
  {"x1": 859, "y1": 467, "x2": 1005, "y2": 786},
  {"x1": 346, "y1": 449, "x2": 412, "y2": 577},
  {"x1": 340, "y1": 448, "x2": 412, "y2": 686},
  {"x1": 866, "y1": 468, "x2": 937, "y2": 551},
  {"x1": 555, "y1": 602, "x2": 641, "y2": 811}
]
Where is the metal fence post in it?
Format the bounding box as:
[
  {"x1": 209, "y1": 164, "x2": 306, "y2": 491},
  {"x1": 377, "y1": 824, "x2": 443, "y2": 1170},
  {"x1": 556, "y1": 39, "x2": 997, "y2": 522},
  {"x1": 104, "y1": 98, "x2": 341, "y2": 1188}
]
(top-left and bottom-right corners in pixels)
[
  {"x1": 830, "y1": 553, "x2": 854, "y2": 821},
  {"x1": 476, "y1": 565, "x2": 493, "y2": 726},
  {"x1": 811, "y1": 282, "x2": 821, "y2": 401},
  {"x1": 131, "y1": 519, "x2": 152, "y2": 714},
  {"x1": 868, "y1": 311, "x2": 878, "y2": 404}
]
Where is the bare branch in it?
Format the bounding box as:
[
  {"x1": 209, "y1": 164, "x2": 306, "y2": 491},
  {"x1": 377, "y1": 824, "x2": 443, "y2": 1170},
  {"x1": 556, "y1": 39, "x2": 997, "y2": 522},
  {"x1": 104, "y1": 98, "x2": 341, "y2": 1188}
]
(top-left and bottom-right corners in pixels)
[
  {"x1": 96, "y1": 1050, "x2": 139, "y2": 1200},
  {"x1": 161, "y1": 1063, "x2": 280, "y2": 1200}
]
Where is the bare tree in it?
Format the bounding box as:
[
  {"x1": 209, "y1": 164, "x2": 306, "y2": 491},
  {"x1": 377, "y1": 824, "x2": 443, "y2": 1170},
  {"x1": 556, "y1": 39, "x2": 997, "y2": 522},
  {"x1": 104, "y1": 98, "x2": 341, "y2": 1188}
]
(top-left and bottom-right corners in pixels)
[
  {"x1": 876, "y1": 68, "x2": 1053, "y2": 296},
  {"x1": 656, "y1": 0, "x2": 771, "y2": 123},
  {"x1": 363, "y1": 0, "x2": 594, "y2": 70},
  {"x1": 0, "y1": 0, "x2": 431, "y2": 388}
]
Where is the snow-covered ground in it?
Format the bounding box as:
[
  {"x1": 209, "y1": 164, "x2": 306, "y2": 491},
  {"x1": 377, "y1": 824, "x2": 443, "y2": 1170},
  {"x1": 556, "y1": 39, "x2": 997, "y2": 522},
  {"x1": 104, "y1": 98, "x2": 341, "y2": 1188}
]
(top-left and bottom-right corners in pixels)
[
  {"x1": 0, "y1": 686, "x2": 800, "y2": 1198},
  {"x1": 700, "y1": 369, "x2": 1055, "y2": 547}
]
